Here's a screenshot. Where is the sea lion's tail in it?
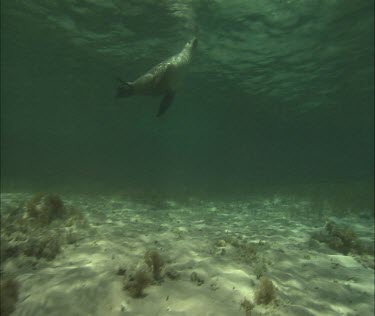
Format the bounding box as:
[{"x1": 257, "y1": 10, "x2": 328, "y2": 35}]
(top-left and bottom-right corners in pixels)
[{"x1": 116, "y1": 78, "x2": 134, "y2": 97}]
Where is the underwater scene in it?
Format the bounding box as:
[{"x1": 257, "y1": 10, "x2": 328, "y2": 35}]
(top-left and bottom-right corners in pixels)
[{"x1": 1, "y1": 1, "x2": 374, "y2": 315}]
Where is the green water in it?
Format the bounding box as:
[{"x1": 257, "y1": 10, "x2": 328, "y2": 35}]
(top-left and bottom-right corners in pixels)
[{"x1": 1, "y1": 0, "x2": 374, "y2": 201}]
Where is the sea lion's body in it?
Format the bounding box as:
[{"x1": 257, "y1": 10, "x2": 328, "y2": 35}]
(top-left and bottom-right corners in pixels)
[{"x1": 117, "y1": 38, "x2": 198, "y2": 116}]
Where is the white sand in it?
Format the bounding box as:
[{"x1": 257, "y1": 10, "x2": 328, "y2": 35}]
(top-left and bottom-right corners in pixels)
[{"x1": 1, "y1": 194, "x2": 374, "y2": 316}]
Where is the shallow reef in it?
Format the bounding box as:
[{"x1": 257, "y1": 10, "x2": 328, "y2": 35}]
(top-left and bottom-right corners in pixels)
[
  {"x1": 0, "y1": 277, "x2": 20, "y2": 316},
  {"x1": 0, "y1": 193, "x2": 88, "y2": 316},
  {"x1": 1, "y1": 193, "x2": 86, "y2": 262}
]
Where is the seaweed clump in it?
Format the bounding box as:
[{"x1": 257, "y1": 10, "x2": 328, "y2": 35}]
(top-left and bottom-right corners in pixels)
[
  {"x1": 0, "y1": 278, "x2": 20, "y2": 316},
  {"x1": 26, "y1": 193, "x2": 65, "y2": 226},
  {"x1": 240, "y1": 298, "x2": 255, "y2": 316},
  {"x1": 190, "y1": 271, "x2": 205, "y2": 286},
  {"x1": 311, "y1": 220, "x2": 363, "y2": 255},
  {"x1": 238, "y1": 243, "x2": 258, "y2": 264},
  {"x1": 23, "y1": 231, "x2": 61, "y2": 260},
  {"x1": 144, "y1": 249, "x2": 165, "y2": 280},
  {"x1": 255, "y1": 277, "x2": 276, "y2": 305},
  {"x1": 122, "y1": 250, "x2": 168, "y2": 298},
  {"x1": 123, "y1": 268, "x2": 152, "y2": 298}
]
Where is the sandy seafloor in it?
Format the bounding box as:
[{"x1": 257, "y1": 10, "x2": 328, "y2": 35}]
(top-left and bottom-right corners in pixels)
[{"x1": 1, "y1": 193, "x2": 374, "y2": 316}]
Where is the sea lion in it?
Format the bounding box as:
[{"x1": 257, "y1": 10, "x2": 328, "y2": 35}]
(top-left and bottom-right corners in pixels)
[{"x1": 116, "y1": 37, "x2": 198, "y2": 117}]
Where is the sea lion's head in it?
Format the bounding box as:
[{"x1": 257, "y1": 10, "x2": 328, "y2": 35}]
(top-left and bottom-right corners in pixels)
[
  {"x1": 116, "y1": 81, "x2": 134, "y2": 98},
  {"x1": 186, "y1": 37, "x2": 198, "y2": 50}
]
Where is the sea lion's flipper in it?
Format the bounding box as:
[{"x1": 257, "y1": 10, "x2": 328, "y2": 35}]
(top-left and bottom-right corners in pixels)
[
  {"x1": 157, "y1": 91, "x2": 175, "y2": 117},
  {"x1": 116, "y1": 82, "x2": 134, "y2": 98}
]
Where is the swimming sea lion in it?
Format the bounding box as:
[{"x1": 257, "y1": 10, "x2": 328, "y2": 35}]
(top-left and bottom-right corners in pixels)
[{"x1": 116, "y1": 37, "x2": 198, "y2": 117}]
